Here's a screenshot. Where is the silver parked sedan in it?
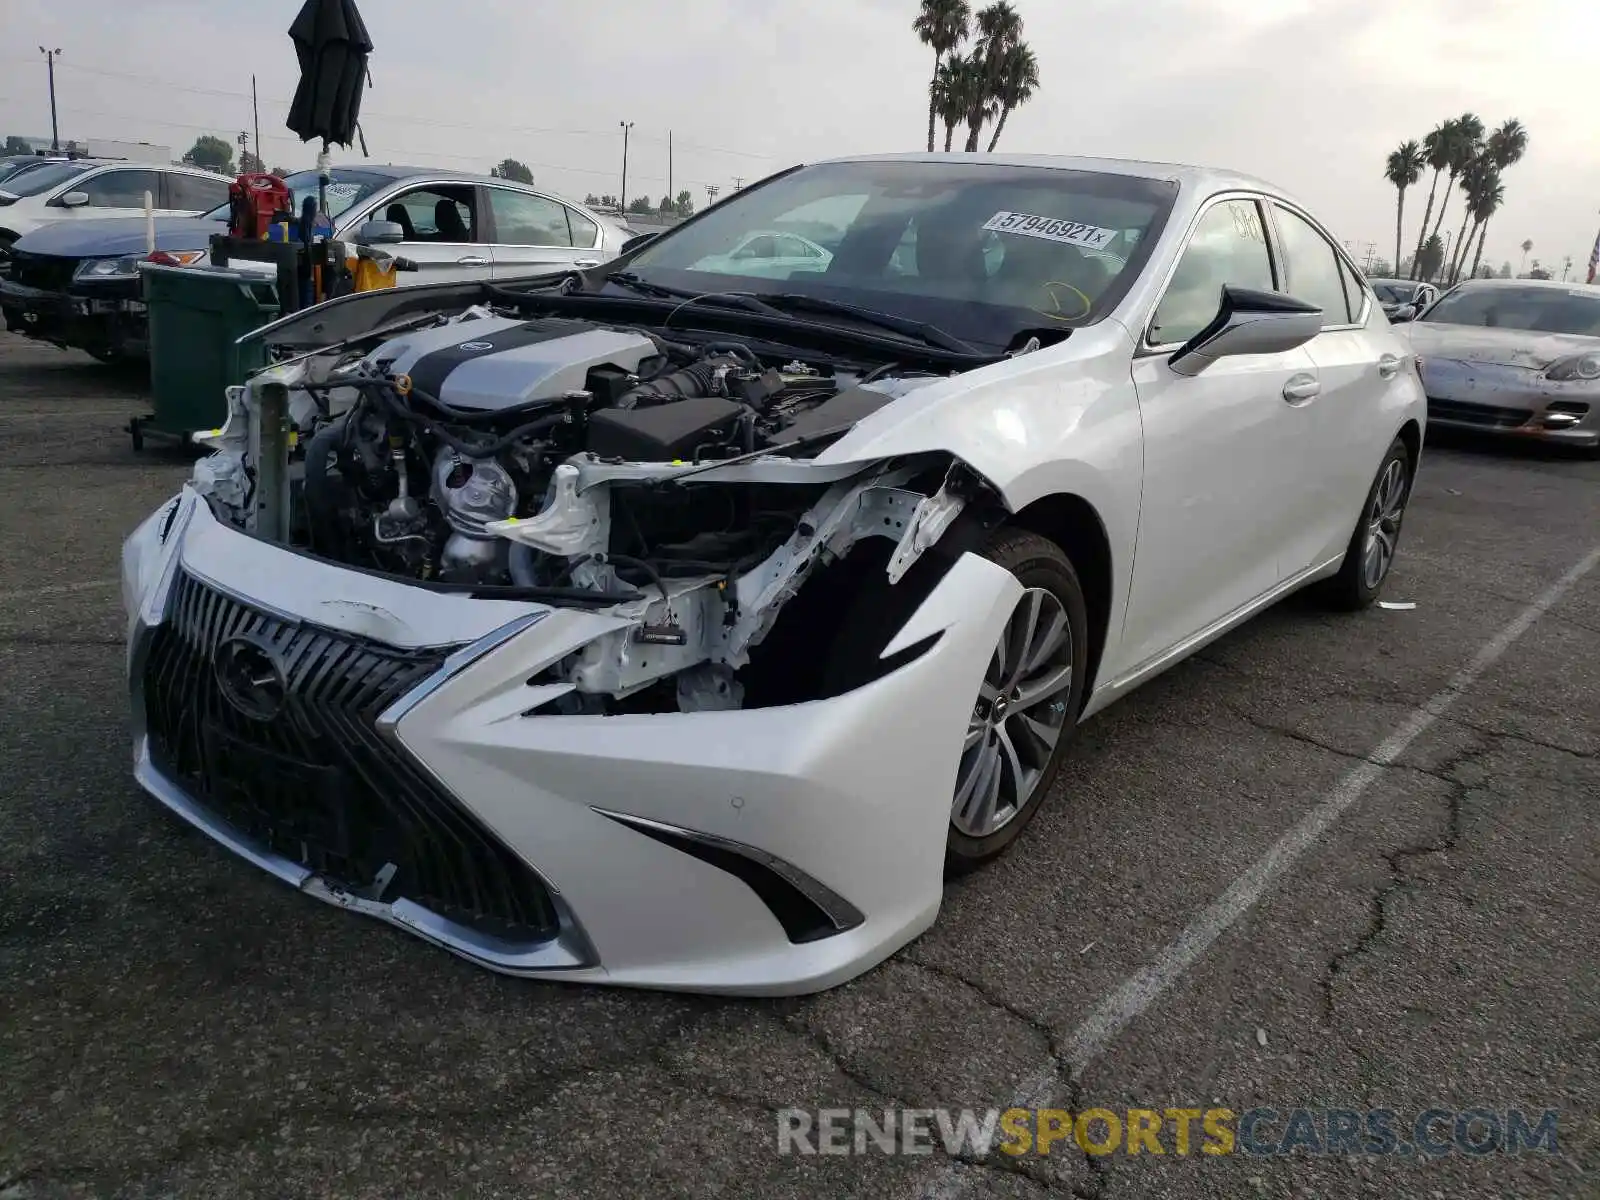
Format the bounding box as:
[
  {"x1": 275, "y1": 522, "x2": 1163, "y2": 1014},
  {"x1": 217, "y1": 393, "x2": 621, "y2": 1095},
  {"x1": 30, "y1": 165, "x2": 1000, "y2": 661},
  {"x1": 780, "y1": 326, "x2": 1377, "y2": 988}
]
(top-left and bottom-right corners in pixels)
[{"x1": 1399, "y1": 278, "x2": 1600, "y2": 451}]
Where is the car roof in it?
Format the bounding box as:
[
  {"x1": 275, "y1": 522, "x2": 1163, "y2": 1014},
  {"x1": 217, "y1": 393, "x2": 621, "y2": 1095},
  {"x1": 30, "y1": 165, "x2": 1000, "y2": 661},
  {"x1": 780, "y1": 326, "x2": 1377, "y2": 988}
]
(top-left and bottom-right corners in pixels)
[{"x1": 814, "y1": 152, "x2": 1284, "y2": 197}]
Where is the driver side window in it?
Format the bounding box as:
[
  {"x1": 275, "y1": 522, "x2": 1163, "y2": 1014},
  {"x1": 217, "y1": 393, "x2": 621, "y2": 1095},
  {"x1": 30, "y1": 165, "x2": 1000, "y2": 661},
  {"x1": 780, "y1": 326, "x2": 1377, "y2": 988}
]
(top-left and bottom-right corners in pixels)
[{"x1": 1149, "y1": 199, "x2": 1276, "y2": 346}]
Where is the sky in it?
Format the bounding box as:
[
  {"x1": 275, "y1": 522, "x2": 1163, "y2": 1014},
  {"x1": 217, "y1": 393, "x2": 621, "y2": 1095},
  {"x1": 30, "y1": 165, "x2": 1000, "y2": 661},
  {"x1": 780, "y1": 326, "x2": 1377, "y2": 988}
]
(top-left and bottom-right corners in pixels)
[{"x1": 3, "y1": 0, "x2": 1596, "y2": 276}]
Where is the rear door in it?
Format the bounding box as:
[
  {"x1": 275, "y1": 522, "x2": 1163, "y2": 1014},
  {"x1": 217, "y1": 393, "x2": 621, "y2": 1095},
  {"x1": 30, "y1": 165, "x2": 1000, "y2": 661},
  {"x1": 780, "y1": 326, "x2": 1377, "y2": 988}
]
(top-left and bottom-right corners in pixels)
[
  {"x1": 1267, "y1": 202, "x2": 1393, "y2": 570},
  {"x1": 484, "y1": 185, "x2": 603, "y2": 279},
  {"x1": 1122, "y1": 195, "x2": 1319, "y2": 670}
]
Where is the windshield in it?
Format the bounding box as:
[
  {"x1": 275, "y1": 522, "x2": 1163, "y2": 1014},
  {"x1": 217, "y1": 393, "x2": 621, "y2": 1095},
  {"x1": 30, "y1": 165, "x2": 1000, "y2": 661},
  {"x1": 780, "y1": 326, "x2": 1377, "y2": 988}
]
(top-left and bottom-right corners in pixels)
[
  {"x1": 199, "y1": 169, "x2": 394, "y2": 223},
  {"x1": 4, "y1": 161, "x2": 95, "y2": 197},
  {"x1": 1371, "y1": 282, "x2": 1416, "y2": 303},
  {"x1": 1422, "y1": 285, "x2": 1600, "y2": 337},
  {"x1": 623, "y1": 159, "x2": 1177, "y2": 350}
]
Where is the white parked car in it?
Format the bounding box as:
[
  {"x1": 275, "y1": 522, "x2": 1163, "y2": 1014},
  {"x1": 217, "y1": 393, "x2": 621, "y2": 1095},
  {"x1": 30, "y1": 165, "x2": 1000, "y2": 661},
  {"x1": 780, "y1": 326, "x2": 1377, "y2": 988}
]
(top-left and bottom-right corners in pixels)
[
  {"x1": 121, "y1": 153, "x2": 1425, "y2": 995},
  {"x1": 1, "y1": 165, "x2": 632, "y2": 362},
  {"x1": 690, "y1": 229, "x2": 833, "y2": 277},
  {"x1": 0, "y1": 159, "x2": 233, "y2": 259}
]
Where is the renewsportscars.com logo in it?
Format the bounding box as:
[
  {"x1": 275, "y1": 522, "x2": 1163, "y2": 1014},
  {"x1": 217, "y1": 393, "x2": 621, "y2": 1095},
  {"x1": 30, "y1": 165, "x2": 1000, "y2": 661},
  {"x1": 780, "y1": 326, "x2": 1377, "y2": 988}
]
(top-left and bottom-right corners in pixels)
[{"x1": 777, "y1": 1106, "x2": 1561, "y2": 1159}]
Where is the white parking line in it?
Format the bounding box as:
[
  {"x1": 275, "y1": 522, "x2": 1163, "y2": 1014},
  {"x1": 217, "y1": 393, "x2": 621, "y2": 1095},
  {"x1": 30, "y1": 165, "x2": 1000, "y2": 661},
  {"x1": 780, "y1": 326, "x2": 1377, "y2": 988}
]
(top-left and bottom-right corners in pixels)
[
  {"x1": 0, "y1": 579, "x2": 119, "y2": 603},
  {"x1": 921, "y1": 542, "x2": 1600, "y2": 1198}
]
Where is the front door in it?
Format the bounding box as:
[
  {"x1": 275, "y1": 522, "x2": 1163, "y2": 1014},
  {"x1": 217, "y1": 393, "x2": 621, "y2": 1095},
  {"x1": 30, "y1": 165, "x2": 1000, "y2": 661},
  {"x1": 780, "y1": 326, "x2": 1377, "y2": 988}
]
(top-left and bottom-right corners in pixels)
[
  {"x1": 356, "y1": 184, "x2": 492, "y2": 285},
  {"x1": 1121, "y1": 196, "x2": 1318, "y2": 671}
]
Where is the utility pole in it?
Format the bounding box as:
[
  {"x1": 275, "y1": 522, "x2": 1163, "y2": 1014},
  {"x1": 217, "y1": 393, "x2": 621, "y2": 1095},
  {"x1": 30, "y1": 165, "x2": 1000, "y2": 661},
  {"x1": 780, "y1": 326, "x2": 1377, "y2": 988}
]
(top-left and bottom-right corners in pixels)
[
  {"x1": 618, "y1": 120, "x2": 634, "y2": 214},
  {"x1": 252, "y1": 75, "x2": 262, "y2": 172},
  {"x1": 1361, "y1": 241, "x2": 1377, "y2": 272},
  {"x1": 732, "y1": 177, "x2": 743, "y2": 191},
  {"x1": 38, "y1": 47, "x2": 62, "y2": 152},
  {"x1": 668, "y1": 130, "x2": 673, "y2": 203},
  {"x1": 706, "y1": 184, "x2": 720, "y2": 206},
  {"x1": 237, "y1": 131, "x2": 250, "y2": 172}
]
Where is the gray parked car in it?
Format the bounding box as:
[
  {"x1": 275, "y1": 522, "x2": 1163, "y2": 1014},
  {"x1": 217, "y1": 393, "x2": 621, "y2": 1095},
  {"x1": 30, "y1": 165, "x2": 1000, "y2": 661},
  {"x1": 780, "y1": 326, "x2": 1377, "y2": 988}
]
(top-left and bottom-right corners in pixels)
[
  {"x1": 1397, "y1": 277, "x2": 1600, "y2": 451},
  {"x1": 1, "y1": 164, "x2": 631, "y2": 361}
]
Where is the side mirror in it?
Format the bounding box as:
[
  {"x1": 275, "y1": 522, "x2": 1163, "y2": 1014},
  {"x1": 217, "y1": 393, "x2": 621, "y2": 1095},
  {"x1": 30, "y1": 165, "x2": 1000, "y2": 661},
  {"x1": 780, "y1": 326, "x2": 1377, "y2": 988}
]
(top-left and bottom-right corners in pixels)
[
  {"x1": 1389, "y1": 303, "x2": 1418, "y2": 323},
  {"x1": 55, "y1": 190, "x2": 90, "y2": 209},
  {"x1": 1169, "y1": 286, "x2": 1322, "y2": 376},
  {"x1": 355, "y1": 219, "x2": 405, "y2": 246},
  {"x1": 620, "y1": 231, "x2": 659, "y2": 255}
]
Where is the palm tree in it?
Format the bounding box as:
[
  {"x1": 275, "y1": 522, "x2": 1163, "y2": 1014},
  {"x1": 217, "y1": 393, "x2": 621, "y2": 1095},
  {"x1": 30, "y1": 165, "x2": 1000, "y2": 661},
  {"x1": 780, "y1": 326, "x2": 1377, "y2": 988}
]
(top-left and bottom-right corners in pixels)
[
  {"x1": 1424, "y1": 113, "x2": 1484, "y2": 275},
  {"x1": 963, "y1": 1, "x2": 1023, "y2": 151},
  {"x1": 1418, "y1": 233, "x2": 1446, "y2": 282},
  {"x1": 1449, "y1": 154, "x2": 1496, "y2": 283},
  {"x1": 1464, "y1": 168, "x2": 1503, "y2": 283},
  {"x1": 986, "y1": 41, "x2": 1039, "y2": 151},
  {"x1": 1410, "y1": 121, "x2": 1455, "y2": 279},
  {"x1": 933, "y1": 54, "x2": 974, "y2": 152},
  {"x1": 914, "y1": 0, "x2": 971, "y2": 154},
  {"x1": 1520, "y1": 239, "x2": 1533, "y2": 273},
  {"x1": 1384, "y1": 141, "x2": 1424, "y2": 285},
  {"x1": 1486, "y1": 118, "x2": 1528, "y2": 171}
]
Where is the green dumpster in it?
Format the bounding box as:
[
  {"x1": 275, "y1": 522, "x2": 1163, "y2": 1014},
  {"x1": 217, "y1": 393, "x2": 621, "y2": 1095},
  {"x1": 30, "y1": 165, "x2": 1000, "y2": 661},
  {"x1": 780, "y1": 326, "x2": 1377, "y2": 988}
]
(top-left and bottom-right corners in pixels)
[{"x1": 131, "y1": 263, "x2": 280, "y2": 451}]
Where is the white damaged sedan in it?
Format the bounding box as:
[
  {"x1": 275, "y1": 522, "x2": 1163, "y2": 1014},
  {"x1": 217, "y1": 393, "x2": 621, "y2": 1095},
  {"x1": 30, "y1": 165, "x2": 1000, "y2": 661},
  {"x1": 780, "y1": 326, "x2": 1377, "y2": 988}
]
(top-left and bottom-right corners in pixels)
[{"x1": 122, "y1": 154, "x2": 1425, "y2": 994}]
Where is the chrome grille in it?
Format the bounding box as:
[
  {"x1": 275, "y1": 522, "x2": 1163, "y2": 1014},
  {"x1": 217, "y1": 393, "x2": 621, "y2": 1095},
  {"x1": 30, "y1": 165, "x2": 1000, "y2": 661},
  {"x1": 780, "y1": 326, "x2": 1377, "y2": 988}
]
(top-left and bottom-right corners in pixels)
[{"x1": 141, "y1": 570, "x2": 559, "y2": 940}]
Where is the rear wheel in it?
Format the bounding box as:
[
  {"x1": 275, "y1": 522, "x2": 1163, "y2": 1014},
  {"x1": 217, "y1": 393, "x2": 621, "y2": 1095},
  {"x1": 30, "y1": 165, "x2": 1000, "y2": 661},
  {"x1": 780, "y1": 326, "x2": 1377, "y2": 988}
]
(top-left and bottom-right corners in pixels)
[
  {"x1": 1319, "y1": 436, "x2": 1413, "y2": 610},
  {"x1": 946, "y1": 529, "x2": 1088, "y2": 874}
]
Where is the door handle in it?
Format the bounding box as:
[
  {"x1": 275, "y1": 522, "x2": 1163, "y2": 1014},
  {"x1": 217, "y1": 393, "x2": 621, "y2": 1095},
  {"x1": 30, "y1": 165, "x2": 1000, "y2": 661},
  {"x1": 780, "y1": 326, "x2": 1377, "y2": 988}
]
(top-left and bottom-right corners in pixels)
[
  {"x1": 1377, "y1": 353, "x2": 1403, "y2": 380},
  {"x1": 573, "y1": 258, "x2": 601, "y2": 268},
  {"x1": 1282, "y1": 374, "x2": 1321, "y2": 404},
  {"x1": 456, "y1": 255, "x2": 490, "y2": 266}
]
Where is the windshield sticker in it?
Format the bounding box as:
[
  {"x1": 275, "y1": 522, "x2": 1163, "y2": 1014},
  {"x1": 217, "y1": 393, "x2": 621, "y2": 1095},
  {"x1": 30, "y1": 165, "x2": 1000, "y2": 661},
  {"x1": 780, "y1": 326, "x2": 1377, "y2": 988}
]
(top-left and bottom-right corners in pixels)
[{"x1": 982, "y1": 212, "x2": 1117, "y2": 250}]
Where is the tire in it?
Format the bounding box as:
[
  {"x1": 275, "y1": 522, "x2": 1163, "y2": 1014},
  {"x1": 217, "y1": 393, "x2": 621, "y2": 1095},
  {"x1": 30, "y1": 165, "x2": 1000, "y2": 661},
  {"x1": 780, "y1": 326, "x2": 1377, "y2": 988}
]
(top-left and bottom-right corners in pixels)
[
  {"x1": 816, "y1": 528, "x2": 1089, "y2": 876},
  {"x1": 945, "y1": 529, "x2": 1089, "y2": 874},
  {"x1": 1319, "y1": 436, "x2": 1414, "y2": 611}
]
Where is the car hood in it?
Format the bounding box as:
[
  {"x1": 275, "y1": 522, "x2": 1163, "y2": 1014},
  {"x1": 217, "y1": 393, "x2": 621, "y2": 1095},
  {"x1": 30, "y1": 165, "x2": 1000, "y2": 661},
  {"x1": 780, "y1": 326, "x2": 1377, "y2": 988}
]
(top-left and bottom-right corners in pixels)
[
  {"x1": 1404, "y1": 321, "x2": 1600, "y2": 370},
  {"x1": 12, "y1": 216, "x2": 229, "y2": 258}
]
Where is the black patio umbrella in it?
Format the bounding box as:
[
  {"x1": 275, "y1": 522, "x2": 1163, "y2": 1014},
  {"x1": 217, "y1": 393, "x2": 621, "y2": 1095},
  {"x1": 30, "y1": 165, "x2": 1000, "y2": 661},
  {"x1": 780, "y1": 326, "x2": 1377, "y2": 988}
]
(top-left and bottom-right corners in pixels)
[{"x1": 286, "y1": 0, "x2": 373, "y2": 217}]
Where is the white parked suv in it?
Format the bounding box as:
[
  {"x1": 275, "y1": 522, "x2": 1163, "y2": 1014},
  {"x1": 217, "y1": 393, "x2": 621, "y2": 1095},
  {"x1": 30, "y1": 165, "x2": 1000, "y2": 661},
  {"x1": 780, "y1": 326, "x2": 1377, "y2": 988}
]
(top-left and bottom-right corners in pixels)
[{"x1": 0, "y1": 160, "x2": 233, "y2": 259}]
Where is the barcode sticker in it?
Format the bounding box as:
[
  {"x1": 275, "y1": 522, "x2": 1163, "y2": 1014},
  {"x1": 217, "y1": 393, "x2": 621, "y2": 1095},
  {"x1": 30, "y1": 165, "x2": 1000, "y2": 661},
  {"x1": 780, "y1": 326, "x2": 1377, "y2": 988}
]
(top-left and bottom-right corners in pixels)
[{"x1": 982, "y1": 211, "x2": 1117, "y2": 250}]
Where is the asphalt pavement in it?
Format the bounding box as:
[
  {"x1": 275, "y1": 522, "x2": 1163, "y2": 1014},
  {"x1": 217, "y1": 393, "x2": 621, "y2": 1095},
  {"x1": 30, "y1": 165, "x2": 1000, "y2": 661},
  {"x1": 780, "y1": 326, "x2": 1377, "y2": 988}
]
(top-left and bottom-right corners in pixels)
[{"x1": 1, "y1": 333, "x2": 1596, "y2": 1200}]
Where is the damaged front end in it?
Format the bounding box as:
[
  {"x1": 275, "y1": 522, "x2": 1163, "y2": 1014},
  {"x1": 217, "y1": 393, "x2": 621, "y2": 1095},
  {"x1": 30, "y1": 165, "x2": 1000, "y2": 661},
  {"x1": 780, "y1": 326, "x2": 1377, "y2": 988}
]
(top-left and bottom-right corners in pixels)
[
  {"x1": 179, "y1": 303, "x2": 1003, "y2": 712},
  {"x1": 121, "y1": 296, "x2": 1028, "y2": 993}
]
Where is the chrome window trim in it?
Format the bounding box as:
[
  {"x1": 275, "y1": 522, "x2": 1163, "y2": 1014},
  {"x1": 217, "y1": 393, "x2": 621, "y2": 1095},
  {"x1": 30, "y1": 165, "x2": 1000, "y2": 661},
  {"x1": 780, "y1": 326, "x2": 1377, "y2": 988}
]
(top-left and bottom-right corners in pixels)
[{"x1": 481, "y1": 182, "x2": 604, "y2": 251}]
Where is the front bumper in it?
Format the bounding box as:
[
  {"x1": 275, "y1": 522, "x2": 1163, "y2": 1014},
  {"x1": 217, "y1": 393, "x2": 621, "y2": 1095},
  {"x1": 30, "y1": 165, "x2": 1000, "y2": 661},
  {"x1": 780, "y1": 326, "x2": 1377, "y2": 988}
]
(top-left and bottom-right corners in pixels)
[
  {"x1": 1421, "y1": 358, "x2": 1600, "y2": 448},
  {"x1": 122, "y1": 491, "x2": 1019, "y2": 994},
  {"x1": 0, "y1": 277, "x2": 147, "y2": 355}
]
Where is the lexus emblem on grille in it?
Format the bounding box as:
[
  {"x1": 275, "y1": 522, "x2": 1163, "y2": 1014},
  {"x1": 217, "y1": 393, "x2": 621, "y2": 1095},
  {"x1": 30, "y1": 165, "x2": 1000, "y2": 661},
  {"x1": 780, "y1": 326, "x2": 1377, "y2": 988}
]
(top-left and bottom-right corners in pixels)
[
  {"x1": 457, "y1": 340, "x2": 494, "y2": 351},
  {"x1": 214, "y1": 634, "x2": 287, "y2": 721}
]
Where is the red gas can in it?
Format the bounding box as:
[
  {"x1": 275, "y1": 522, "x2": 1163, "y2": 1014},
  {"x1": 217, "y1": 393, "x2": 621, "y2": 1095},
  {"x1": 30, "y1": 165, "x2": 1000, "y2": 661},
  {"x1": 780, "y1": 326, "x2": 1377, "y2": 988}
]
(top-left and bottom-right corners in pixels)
[{"x1": 228, "y1": 173, "x2": 295, "y2": 239}]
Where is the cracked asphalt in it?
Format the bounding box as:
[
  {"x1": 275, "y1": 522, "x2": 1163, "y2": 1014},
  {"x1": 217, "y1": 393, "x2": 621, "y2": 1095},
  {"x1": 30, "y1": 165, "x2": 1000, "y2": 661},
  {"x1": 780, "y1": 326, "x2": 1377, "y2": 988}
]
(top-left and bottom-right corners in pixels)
[{"x1": 2, "y1": 333, "x2": 1597, "y2": 1199}]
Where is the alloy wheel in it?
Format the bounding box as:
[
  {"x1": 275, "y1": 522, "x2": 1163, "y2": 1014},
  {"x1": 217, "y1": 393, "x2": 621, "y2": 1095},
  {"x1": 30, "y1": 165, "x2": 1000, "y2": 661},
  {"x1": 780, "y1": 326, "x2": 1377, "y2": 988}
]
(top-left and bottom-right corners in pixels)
[
  {"x1": 952, "y1": 587, "x2": 1075, "y2": 839},
  {"x1": 1361, "y1": 457, "x2": 1409, "y2": 590}
]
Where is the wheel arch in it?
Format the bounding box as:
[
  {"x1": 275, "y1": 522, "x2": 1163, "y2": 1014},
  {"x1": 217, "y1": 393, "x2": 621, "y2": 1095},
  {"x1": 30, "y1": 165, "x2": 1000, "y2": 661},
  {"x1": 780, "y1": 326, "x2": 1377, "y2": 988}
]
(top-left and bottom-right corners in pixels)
[
  {"x1": 1007, "y1": 492, "x2": 1113, "y2": 701},
  {"x1": 1396, "y1": 417, "x2": 1422, "y2": 467}
]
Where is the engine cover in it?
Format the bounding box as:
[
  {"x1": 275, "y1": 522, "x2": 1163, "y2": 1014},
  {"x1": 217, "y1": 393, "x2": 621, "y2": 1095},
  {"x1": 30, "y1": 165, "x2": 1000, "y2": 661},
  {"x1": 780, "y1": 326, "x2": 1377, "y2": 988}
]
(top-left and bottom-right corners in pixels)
[{"x1": 364, "y1": 317, "x2": 659, "y2": 412}]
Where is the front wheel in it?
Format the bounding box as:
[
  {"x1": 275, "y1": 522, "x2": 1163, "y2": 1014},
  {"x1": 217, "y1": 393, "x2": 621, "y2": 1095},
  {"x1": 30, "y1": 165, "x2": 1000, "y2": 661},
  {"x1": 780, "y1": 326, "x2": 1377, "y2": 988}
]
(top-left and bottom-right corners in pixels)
[
  {"x1": 1319, "y1": 436, "x2": 1414, "y2": 610},
  {"x1": 946, "y1": 529, "x2": 1088, "y2": 874}
]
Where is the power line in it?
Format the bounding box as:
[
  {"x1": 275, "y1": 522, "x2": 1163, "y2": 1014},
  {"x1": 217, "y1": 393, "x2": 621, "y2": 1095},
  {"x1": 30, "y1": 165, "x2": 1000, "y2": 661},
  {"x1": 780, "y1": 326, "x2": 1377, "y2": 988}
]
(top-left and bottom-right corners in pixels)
[
  {"x1": 0, "y1": 54, "x2": 777, "y2": 161},
  {"x1": 0, "y1": 94, "x2": 735, "y2": 191}
]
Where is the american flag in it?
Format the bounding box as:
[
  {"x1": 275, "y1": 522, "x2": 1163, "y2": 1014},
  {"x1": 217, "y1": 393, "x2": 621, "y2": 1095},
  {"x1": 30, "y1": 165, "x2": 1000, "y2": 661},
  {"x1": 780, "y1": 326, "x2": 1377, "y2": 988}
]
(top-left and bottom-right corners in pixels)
[{"x1": 1589, "y1": 226, "x2": 1600, "y2": 285}]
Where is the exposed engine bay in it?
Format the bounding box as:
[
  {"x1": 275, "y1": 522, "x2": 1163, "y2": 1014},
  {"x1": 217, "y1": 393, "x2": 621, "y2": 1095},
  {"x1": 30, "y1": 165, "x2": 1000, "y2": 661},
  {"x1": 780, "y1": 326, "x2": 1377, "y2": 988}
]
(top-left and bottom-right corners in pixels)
[{"x1": 189, "y1": 304, "x2": 995, "y2": 712}]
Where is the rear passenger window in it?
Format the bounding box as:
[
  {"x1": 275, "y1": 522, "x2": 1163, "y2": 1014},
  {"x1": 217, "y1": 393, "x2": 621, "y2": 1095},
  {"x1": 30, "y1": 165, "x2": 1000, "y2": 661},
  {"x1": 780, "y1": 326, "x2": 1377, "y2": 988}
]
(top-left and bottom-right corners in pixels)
[
  {"x1": 1272, "y1": 205, "x2": 1354, "y2": 326},
  {"x1": 1148, "y1": 199, "x2": 1275, "y2": 346},
  {"x1": 168, "y1": 172, "x2": 229, "y2": 212}
]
